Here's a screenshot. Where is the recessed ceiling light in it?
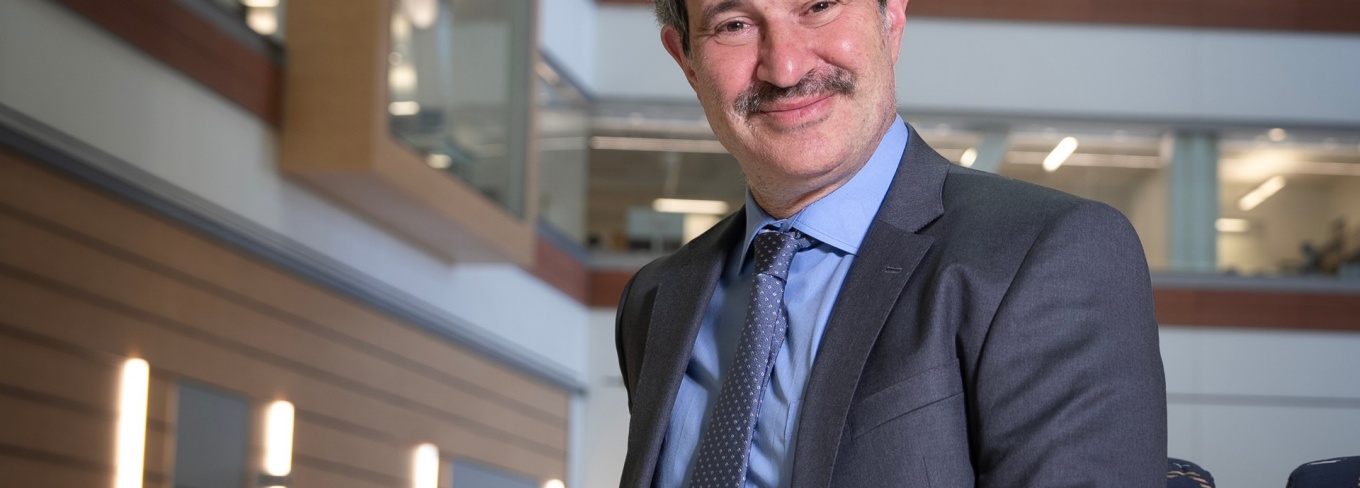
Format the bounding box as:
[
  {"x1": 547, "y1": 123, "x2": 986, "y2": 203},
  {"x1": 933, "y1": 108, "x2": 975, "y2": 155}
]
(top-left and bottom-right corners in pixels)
[{"x1": 427, "y1": 154, "x2": 452, "y2": 169}]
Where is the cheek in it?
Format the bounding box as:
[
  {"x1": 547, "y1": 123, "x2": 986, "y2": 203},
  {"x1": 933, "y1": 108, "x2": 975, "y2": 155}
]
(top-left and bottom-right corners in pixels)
[{"x1": 693, "y1": 50, "x2": 756, "y2": 103}]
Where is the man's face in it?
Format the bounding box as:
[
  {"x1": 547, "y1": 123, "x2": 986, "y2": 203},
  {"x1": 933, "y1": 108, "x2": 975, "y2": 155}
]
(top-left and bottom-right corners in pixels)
[{"x1": 662, "y1": 0, "x2": 908, "y2": 205}]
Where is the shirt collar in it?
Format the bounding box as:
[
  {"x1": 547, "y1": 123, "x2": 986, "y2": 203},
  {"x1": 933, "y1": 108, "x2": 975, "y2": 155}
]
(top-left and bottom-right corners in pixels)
[{"x1": 740, "y1": 115, "x2": 909, "y2": 263}]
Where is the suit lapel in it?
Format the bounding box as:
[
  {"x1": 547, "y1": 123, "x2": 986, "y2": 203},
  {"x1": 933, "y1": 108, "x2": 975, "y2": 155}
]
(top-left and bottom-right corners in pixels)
[
  {"x1": 620, "y1": 211, "x2": 745, "y2": 488},
  {"x1": 791, "y1": 127, "x2": 951, "y2": 488}
]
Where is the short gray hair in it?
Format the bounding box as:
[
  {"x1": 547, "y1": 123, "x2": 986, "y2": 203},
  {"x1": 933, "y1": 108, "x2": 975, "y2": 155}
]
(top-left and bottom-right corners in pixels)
[{"x1": 654, "y1": 0, "x2": 890, "y2": 55}]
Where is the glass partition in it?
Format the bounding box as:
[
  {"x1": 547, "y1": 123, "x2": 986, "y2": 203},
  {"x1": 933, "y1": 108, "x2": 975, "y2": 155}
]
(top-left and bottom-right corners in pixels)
[
  {"x1": 1218, "y1": 128, "x2": 1360, "y2": 277},
  {"x1": 389, "y1": 0, "x2": 534, "y2": 218},
  {"x1": 536, "y1": 57, "x2": 592, "y2": 244}
]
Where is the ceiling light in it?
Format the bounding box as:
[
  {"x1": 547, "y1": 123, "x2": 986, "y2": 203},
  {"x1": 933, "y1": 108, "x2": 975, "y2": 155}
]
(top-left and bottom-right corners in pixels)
[
  {"x1": 1216, "y1": 218, "x2": 1251, "y2": 233},
  {"x1": 389, "y1": 63, "x2": 418, "y2": 94},
  {"x1": 590, "y1": 136, "x2": 728, "y2": 154},
  {"x1": 389, "y1": 101, "x2": 421, "y2": 116},
  {"x1": 427, "y1": 153, "x2": 452, "y2": 169},
  {"x1": 1237, "y1": 176, "x2": 1286, "y2": 211},
  {"x1": 544, "y1": 480, "x2": 566, "y2": 488},
  {"x1": 116, "y1": 358, "x2": 150, "y2": 488},
  {"x1": 241, "y1": 0, "x2": 279, "y2": 7},
  {"x1": 245, "y1": 7, "x2": 278, "y2": 36},
  {"x1": 653, "y1": 198, "x2": 730, "y2": 215},
  {"x1": 1267, "y1": 128, "x2": 1287, "y2": 142},
  {"x1": 403, "y1": 0, "x2": 440, "y2": 29},
  {"x1": 960, "y1": 148, "x2": 977, "y2": 167},
  {"x1": 1042, "y1": 137, "x2": 1079, "y2": 172}
]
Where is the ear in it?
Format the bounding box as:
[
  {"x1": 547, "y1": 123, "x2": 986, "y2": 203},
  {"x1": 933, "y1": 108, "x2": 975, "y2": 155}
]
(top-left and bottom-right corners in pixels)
[
  {"x1": 661, "y1": 25, "x2": 700, "y2": 89},
  {"x1": 885, "y1": 0, "x2": 909, "y2": 63}
]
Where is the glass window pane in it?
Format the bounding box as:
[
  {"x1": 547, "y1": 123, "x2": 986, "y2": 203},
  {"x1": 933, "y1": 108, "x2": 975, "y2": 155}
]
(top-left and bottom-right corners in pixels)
[
  {"x1": 451, "y1": 458, "x2": 538, "y2": 488},
  {"x1": 1218, "y1": 129, "x2": 1360, "y2": 277},
  {"x1": 173, "y1": 381, "x2": 250, "y2": 488},
  {"x1": 536, "y1": 57, "x2": 591, "y2": 244},
  {"x1": 389, "y1": 0, "x2": 534, "y2": 217}
]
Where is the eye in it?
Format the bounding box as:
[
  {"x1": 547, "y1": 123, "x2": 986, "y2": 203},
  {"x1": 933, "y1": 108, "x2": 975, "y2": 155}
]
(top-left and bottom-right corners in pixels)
[
  {"x1": 809, "y1": 1, "x2": 833, "y2": 12},
  {"x1": 708, "y1": 17, "x2": 759, "y2": 45},
  {"x1": 718, "y1": 20, "x2": 750, "y2": 33}
]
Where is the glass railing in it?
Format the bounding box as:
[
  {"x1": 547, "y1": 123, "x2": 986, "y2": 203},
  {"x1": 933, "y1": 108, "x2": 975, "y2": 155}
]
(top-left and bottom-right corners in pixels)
[
  {"x1": 535, "y1": 56, "x2": 592, "y2": 245},
  {"x1": 388, "y1": 0, "x2": 535, "y2": 218}
]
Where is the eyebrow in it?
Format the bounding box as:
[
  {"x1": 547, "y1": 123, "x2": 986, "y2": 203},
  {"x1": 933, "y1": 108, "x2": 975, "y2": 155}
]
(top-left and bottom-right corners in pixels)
[{"x1": 697, "y1": 0, "x2": 745, "y2": 29}]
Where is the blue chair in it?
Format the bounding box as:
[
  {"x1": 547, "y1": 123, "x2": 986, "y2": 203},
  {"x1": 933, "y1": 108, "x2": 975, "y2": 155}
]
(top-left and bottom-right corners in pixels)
[
  {"x1": 1287, "y1": 456, "x2": 1360, "y2": 487},
  {"x1": 1167, "y1": 458, "x2": 1215, "y2": 488}
]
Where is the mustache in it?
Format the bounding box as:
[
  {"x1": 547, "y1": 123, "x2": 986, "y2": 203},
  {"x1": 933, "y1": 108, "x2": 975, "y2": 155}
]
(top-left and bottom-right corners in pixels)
[{"x1": 733, "y1": 67, "x2": 856, "y2": 117}]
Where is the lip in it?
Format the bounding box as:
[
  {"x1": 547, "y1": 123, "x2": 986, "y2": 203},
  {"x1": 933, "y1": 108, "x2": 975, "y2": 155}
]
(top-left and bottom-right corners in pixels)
[{"x1": 757, "y1": 94, "x2": 835, "y2": 127}]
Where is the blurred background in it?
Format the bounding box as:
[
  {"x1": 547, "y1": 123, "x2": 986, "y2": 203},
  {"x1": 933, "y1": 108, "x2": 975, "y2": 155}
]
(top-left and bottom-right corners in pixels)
[{"x1": 0, "y1": 0, "x2": 1357, "y2": 487}]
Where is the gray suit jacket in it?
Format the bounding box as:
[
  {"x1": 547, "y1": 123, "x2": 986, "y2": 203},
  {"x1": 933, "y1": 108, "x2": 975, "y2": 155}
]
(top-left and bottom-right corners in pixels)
[{"x1": 615, "y1": 131, "x2": 1167, "y2": 487}]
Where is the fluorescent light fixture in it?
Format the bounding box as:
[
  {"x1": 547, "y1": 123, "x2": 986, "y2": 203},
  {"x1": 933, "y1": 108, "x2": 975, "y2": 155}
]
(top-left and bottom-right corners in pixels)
[
  {"x1": 1237, "y1": 175, "x2": 1286, "y2": 211},
  {"x1": 414, "y1": 443, "x2": 439, "y2": 488},
  {"x1": 116, "y1": 358, "x2": 150, "y2": 488},
  {"x1": 1216, "y1": 218, "x2": 1251, "y2": 233},
  {"x1": 544, "y1": 480, "x2": 566, "y2": 488},
  {"x1": 653, "y1": 198, "x2": 730, "y2": 215},
  {"x1": 389, "y1": 101, "x2": 421, "y2": 116},
  {"x1": 1042, "y1": 137, "x2": 1079, "y2": 172},
  {"x1": 264, "y1": 401, "x2": 295, "y2": 476},
  {"x1": 960, "y1": 148, "x2": 977, "y2": 167},
  {"x1": 590, "y1": 136, "x2": 728, "y2": 154},
  {"x1": 241, "y1": 0, "x2": 279, "y2": 7},
  {"x1": 245, "y1": 7, "x2": 278, "y2": 36}
]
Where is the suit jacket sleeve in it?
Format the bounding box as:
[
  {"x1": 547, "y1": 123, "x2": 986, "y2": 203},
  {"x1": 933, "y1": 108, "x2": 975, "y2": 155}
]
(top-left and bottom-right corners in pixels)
[{"x1": 972, "y1": 200, "x2": 1167, "y2": 487}]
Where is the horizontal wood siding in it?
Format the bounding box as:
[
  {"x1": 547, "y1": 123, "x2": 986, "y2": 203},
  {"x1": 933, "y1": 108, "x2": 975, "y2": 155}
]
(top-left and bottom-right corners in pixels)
[{"x1": 0, "y1": 149, "x2": 569, "y2": 486}]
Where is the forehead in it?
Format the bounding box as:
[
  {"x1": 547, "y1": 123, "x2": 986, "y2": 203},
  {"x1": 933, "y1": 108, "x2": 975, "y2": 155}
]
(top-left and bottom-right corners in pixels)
[{"x1": 686, "y1": 0, "x2": 787, "y2": 21}]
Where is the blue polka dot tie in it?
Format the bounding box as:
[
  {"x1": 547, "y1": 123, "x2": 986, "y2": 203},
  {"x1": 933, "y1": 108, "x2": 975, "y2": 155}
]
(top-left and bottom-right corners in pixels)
[{"x1": 691, "y1": 229, "x2": 808, "y2": 488}]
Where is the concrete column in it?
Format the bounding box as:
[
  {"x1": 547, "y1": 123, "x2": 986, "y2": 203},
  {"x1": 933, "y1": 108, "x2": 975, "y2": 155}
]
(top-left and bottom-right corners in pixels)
[{"x1": 1169, "y1": 131, "x2": 1220, "y2": 272}]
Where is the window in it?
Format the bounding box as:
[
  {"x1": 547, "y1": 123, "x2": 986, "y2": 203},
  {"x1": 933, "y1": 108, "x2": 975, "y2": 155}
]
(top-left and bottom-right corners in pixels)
[{"x1": 172, "y1": 381, "x2": 250, "y2": 488}]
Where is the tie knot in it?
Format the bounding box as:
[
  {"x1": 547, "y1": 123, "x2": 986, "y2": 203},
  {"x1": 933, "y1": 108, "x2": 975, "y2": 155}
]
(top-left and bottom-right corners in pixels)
[{"x1": 752, "y1": 230, "x2": 806, "y2": 278}]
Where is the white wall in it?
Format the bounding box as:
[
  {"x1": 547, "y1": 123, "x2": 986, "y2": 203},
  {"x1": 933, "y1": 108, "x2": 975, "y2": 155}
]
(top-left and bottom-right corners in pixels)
[
  {"x1": 0, "y1": 0, "x2": 590, "y2": 384},
  {"x1": 582, "y1": 309, "x2": 631, "y2": 488},
  {"x1": 593, "y1": 6, "x2": 1360, "y2": 126},
  {"x1": 1162, "y1": 326, "x2": 1360, "y2": 487},
  {"x1": 539, "y1": 0, "x2": 599, "y2": 93}
]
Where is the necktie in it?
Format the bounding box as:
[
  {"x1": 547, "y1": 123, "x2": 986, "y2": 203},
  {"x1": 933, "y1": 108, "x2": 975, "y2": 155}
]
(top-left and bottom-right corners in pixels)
[{"x1": 691, "y1": 229, "x2": 807, "y2": 488}]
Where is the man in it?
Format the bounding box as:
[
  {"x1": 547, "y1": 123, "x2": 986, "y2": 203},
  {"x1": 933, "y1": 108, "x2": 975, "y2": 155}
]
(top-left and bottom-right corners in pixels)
[{"x1": 615, "y1": 0, "x2": 1167, "y2": 486}]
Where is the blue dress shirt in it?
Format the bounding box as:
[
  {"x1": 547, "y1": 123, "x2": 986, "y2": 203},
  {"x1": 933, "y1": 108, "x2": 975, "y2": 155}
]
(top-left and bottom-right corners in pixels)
[{"x1": 655, "y1": 116, "x2": 910, "y2": 488}]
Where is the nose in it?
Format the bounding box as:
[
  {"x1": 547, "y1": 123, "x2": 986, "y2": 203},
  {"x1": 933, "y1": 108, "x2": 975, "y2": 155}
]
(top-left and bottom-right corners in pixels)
[{"x1": 755, "y1": 21, "x2": 815, "y2": 88}]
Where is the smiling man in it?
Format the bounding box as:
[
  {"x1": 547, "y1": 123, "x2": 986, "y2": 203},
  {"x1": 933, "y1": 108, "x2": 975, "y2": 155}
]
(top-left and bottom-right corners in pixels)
[{"x1": 614, "y1": 1, "x2": 1167, "y2": 487}]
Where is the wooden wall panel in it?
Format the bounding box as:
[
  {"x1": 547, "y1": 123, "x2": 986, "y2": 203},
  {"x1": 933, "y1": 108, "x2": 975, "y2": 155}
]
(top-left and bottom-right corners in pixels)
[
  {"x1": 0, "y1": 154, "x2": 569, "y2": 419},
  {"x1": 0, "y1": 151, "x2": 567, "y2": 486},
  {"x1": 0, "y1": 212, "x2": 564, "y2": 449},
  {"x1": 0, "y1": 455, "x2": 108, "y2": 488}
]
